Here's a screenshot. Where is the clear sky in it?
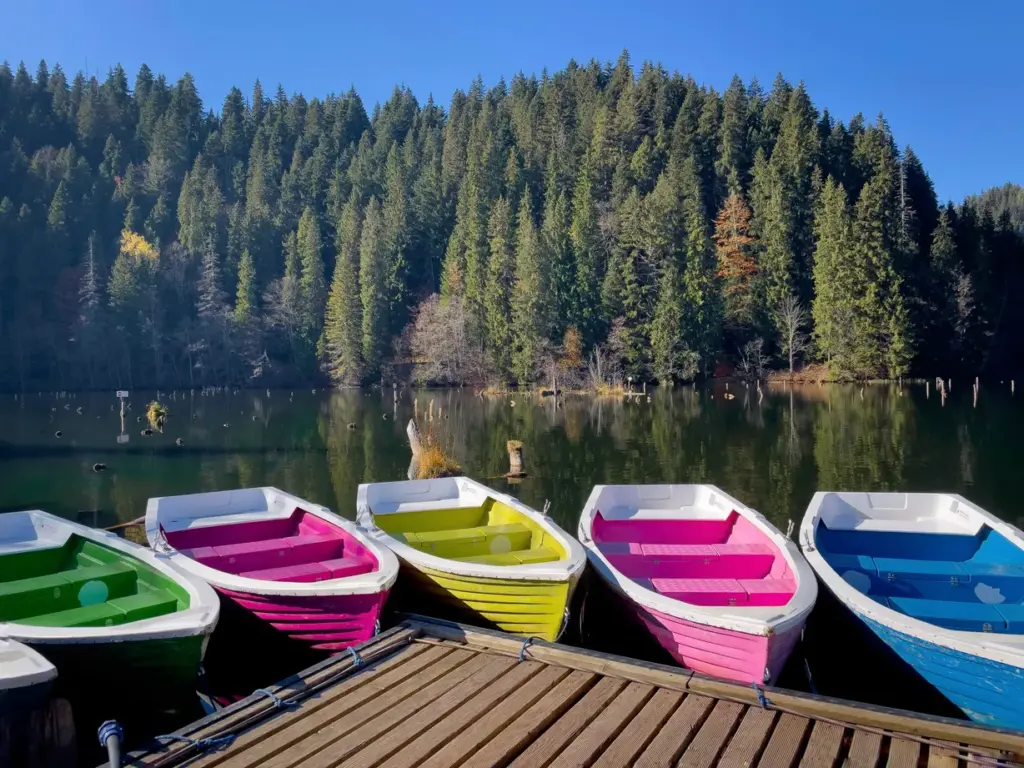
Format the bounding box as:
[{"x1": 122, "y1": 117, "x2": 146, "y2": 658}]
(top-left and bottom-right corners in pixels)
[{"x1": 2, "y1": 0, "x2": 1020, "y2": 203}]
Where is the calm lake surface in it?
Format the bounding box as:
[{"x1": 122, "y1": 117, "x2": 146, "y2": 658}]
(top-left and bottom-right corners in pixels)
[
  {"x1": 2, "y1": 382, "x2": 1023, "y2": 750},
  {"x1": 2, "y1": 383, "x2": 1022, "y2": 533}
]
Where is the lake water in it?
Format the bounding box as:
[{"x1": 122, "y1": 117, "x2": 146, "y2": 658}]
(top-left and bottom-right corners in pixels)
[{"x1": 2, "y1": 382, "x2": 1022, "y2": 752}]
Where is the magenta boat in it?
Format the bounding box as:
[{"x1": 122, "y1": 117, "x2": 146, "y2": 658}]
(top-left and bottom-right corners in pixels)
[
  {"x1": 145, "y1": 487, "x2": 398, "y2": 651},
  {"x1": 579, "y1": 484, "x2": 816, "y2": 684}
]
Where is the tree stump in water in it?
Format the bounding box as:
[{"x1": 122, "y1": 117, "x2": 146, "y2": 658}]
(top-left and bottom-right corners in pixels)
[{"x1": 506, "y1": 440, "x2": 526, "y2": 478}]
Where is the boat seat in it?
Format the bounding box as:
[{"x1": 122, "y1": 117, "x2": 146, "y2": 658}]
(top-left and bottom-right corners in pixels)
[
  {"x1": 241, "y1": 561, "x2": 333, "y2": 583},
  {"x1": 456, "y1": 547, "x2": 562, "y2": 566},
  {"x1": 652, "y1": 578, "x2": 748, "y2": 606},
  {"x1": 826, "y1": 553, "x2": 877, "y2": 574},
  {"x1": 995, "y1": 604, "x2": 1024, "y2": 632},
  {"x1": 320, "y1": 557, "x2": 374, "y2": 578},
  {"x1": 873, "y1": 558, "x2": 968, "y2": 583},
  {"x1": 640, "y1": 544, "x2": 717, "y2": 559},
  {"x1": 887, "y1": 596, "x2": 1006, "y2": 632},
  {"x1": 739, "y1": 578, "x2": 796, "y2": 607},
  {"x1": 402, "y1": 523, "x2": 532, "y2": 558},
  {"x1": 960, "y1": 562, "x2": 1024, "y2": 579},
  {"x1": 0, "y1": 563, "x2": 137, "y2": 621},
  {"x1": 283, "y1": 534, "x2": 342, "y2": 562},
  {"x1": 212, "y1": 534, "x2": 339, "y2": 572},
  {"x1": 107, "y1": 590, "x2": 179, "y2": 621},
  {"x1": 26, "y1": 601, "x2": 126, "y2": 628},
  {"x1": 182, "y1": 546, "x2": 224, "y2": 569}
]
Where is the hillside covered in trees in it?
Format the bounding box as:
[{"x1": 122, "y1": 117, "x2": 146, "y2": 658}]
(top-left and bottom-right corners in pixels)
[{"x1": 1, "y1": 52, "x2": 1022, "y2": 391}]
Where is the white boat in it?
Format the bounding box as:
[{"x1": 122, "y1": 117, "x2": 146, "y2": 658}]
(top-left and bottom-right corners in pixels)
[
  {"x1": 357, "y1": 477, "x2": 586, "y2": 641},
  {"x1": 0, "y1": 638, "x2": 56, "y2": 711},
  {"x1": 579, "y1": 484, "x2": 816, "y2": 684},
  {"x1": 0, "y1": 510, "x2": 218, "y2": 725},
  {"x1": 801, "y1": 491, "x2": 1024, "y2": 729},
  {"x1": 146, "y1": 487, "x2": 399, "y2": 651}
]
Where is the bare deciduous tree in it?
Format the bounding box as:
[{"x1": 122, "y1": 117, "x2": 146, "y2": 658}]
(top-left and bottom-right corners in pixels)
[
  {"x1": 408, "y1": 294, "x2": 487, "y2": 385},
  {"x1": 738, "y1": 337, "x2": 769, "y2": 381},
  {"x1": 774, "y1": 293, "x2": 809, "y2": 373}
]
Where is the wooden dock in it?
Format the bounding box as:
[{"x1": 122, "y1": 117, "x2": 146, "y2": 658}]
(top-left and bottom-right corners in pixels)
[{"x1": 122, "y1": 617, "x2": 1024, "y2": 768}]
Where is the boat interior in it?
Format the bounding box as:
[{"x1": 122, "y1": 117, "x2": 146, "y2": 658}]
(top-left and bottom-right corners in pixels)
[
  {"x1": 165, "y1": 509, "x2": 378, "y2": 584},
  {"x1": 818, "y1": 523, "x2": 1024, "y2": 633},
  {"x1": 593, "y1": 511, "x2": 797, "y2": 608},
  {"x1": 373, "y1": 497, "x2": 569, "y2": 566},
  {"x1": 0, "y1": 534, "x2": 189, "y2": 628}
]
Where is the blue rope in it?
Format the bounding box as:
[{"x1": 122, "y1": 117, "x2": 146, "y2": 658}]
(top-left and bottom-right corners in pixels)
[
  {"x1": 347, "y1": 646, "x2": 364, "y2": 666},
  {"x1": 154, "y1": 732, "x2": 237, "y2": 751},
  {"x1": 752, "y1": 682, "x2": 771, "y2": 708},
  {"x1": 518, "y1": 636, "x2": 536, "y2": 662},
  {"x1": 252, "y1": 688, "x2": 293, "y2": 709}
]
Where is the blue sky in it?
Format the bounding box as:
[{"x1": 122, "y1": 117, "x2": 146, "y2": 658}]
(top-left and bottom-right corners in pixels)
[{"x1": 2, "y1": 0, "x2": 1020, "y2": 202}]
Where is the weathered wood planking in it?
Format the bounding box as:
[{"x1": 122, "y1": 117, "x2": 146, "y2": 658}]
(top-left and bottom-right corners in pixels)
[{"x1": 121, "y1": 618, "x2": 1024, "y2": 768}]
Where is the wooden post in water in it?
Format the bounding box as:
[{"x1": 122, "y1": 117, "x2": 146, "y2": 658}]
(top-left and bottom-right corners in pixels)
[
  {"x1": 1013, "y1": 380, "x2": 1015, "y2": 395},
  {"x1": 406, "y1": 419, "x2": 422, "y2": 480},
  {"x1": 926, "y1": 381, "x2": 929, "y2": 398},
  {"x1": 506, "y1": 440, "x2": 526, "y2": 478}
]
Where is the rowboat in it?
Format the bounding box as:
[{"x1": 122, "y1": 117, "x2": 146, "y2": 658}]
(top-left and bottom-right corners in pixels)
[
  {"x1": 0, "y1": 510, "x2": 218, "y2": 718},
  {"x1": 0, "y1": 638, "x2": 56, "y2": 713},
  {"x1": 579, "y1": 484, "x2": 816, "y2": 684},
  {"x1": 356, "y1": 477, "x2": 586, "y2": 641},
  {"x1": 146, "y1": 487, "x2": 398, "y2": 651},
  {"x1": 801, "y1": 491, "x2": 1024, "y2": 729}
]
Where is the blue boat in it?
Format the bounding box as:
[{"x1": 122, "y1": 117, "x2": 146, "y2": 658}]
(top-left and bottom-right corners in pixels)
[{"x1": 801, "y1": 492, "x2": 1024, "y2": 729}]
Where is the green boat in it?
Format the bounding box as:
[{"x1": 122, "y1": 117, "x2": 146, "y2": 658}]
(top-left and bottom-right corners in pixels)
[{"x1": 0, "y1": 510, "x2": 219, "y2": 735}]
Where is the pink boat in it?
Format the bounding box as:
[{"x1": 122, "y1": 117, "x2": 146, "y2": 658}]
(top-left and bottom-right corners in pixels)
[
  {"x1": 579, "y1": 484, "x2": 816, "y2": 684},
  {"x1": 145, "y1": 487, "x2": 398, "y2": 651}
]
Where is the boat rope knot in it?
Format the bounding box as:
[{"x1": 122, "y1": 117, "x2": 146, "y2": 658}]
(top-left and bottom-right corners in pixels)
[
  {"x1": 253, "y1": 688, "x2": 293, "y2": 710},
  {"x1": 751, "y1": 682, "x2": 771, "y2": 709},
  {"x1": 374, "y1": 619, "x2": 381, "y2": 636},
  {"x1": 518, "y1": 636, "x2": 538, "y2": 662},
  {"x1": 347, "y1": 646, "x2": 364, "y2": 666}
]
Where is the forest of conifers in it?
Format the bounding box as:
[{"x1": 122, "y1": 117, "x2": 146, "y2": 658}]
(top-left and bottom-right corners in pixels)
[{"x1": 1, "y1": 52, "x2": 1023, "y2": 391}]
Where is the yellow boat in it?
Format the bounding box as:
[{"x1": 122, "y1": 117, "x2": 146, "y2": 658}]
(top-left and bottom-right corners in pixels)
[{"x1": 356, "y1": 477, "x2": 586, "y2": 641}]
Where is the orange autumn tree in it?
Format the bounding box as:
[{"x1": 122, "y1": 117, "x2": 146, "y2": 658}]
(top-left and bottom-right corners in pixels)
[{"x1": 714, "y1": 192, "x2": 758, "y2": 328}]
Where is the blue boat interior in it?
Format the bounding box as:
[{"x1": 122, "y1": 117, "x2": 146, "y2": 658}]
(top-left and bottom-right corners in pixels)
[{"x1": 817, "y1": 523, "x2": 1024, "y2": 633}]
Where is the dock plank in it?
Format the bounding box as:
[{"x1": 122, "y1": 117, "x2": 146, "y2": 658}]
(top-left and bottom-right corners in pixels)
[
  {"x1": 506, "y1": 676, "x2": 628, "y2": 768},
  {"x1": 925, "y1": 741, "x2": 958, "y2": 768},
  {"x1": 548, "y1": 681, "x2": 655, "y2": 768},
  {"x1": 633, "y1": 694, "x2": 715, "y2": 768},
  {"x1": 799, "y1": 721, "x2": 846, "y2": 768},
  {"x1": 299, "y1": 653, "x2": 506, "y2": 768},
  {"x1": 460, "y1": 670, "x2": 601, "y2": 768},
  {"x1": 844, "y1": 730, "x2": 882, "y2": 768},
  {"x1": 206, "y1": 644, "x2": 450, "y2": 768},
  {"x1": 717, "y1": 706, "x2": 776, "y2": 768},
  {"x1": 418, "y1": 667, "x2": 584, "y2": 768},
  {"x1": 373, "y1": 661, "x2": 547, "y2": 768},
  {"x1": 679, "y1": 700, "x2": 746, "y2": 768},
  {"x1": 886, "y1": 738, "x2": 921, "y2": 768},
  {"x1": 253, "y1": 649, "x2": 485, "y2": 768},
  {"x1": 337, "y1": 654, "x2": 518, "y2": 768},
  {"x1": 758, "y1": 713, "x2": 811, "y2": 768},
  {"x1": 591, "y1": 688, "x2": 685, "y2": 768}
]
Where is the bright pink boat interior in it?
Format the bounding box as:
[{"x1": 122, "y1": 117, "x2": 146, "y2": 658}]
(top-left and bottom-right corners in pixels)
[
  {"x1": 593, "y1": 510, "x2": 797, "y2": 607},
  {"x1": 163, "y1": 509, "x2": 379, "y2": 584}
]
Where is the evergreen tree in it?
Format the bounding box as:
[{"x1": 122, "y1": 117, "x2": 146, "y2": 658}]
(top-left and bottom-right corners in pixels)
[
  {"x1": 234, "y1": 248, "x2": 256, "y2": 323},
  {"x1": 359, "y1": 197, "x2": 388, "y2": 376},
  {"x1": 812, "y1": 177, "x2": 858, "y2": 375},
  {"x1": 323, "y1": 193, "x2": 363, "y2": 385},
  {"x1": 714, "y1": 192, "x2": 758, "y2": 329},
  {"x1": 569, "y1": 165, "x2": 603, "y2": 347},
  {"x1": 380, "y1": 144, "x2": 409, "y2": 332},
  {"x1": 511, "y1": 196, "x2": 543, "y2": 383},
  {"x1": 296, "y1": 207, "x2": 326, "y2": 342},
  {"x1": 484, "y1": 196, "x2": 515, "y2": 379},
  {"x1": 541, "y1": 185, "x2": 573, "y2": 340}
]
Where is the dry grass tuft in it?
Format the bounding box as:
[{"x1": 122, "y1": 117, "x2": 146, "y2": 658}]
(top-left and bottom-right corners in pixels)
[{"x1": 417, "y1": 440, "x2": 462, "y2": 479}]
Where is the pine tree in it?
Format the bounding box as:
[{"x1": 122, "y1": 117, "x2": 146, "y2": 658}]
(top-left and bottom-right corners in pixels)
[
  {"x1": 380, "y1": 144, "x2": 409, "y2": 332},
  {"x1": 751, "y1": 153, "x2": 794, "y2": 328},
  {"x1": 570, "y1": 165, "x2": 603, "y2": 347},
  {"x1": 511, "y1": 196, "x2": 543, "y2": 384},
  {"x1": 679, "y1": 157, "x2": 721, "y2": 370},
  {"x1": 812, "y1": 177, "x2": 857, "y2": 374},
  {"x1": 650, "y1": 258, "x2": 692, "y2": 382},
  {"x1": 484, "y1": 196, "x2": 515, "y2": 379},
  {"x1": 323, "y1": 194, "x2": 364, "y2": 385},
  {"x1": 541, "y1": 184, "x2": 573, "y2": 340},
  {"x1": 717, "y1": 75, "x2": 749, "y2": 195},
  {"x1": 359, "y1": 198, "x2": 388, "y2": 376},
  {"x1": 234, "y1": 248, "x2": 256, "y2": 323},
  {"x1": 296, "y1": 207, "x2": 326, "y2": 341}
]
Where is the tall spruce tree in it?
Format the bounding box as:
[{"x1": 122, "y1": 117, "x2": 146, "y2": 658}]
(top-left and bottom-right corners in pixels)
[
  {"x1": 511, "y1": 196, "x2": 543, "y2": 384},
  {"x1": 359, "y1": 197, "x2": 388, "y2": 377},
  {"x1": 323, "y1": 194, "x2": 364, "y2": 385},
  {"x1": 484, "y1": 196, "x2": 515, "y2": 379}
]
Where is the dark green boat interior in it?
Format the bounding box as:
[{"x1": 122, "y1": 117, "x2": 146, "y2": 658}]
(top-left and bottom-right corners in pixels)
[{"x1": 0, "y1": 534, "x2": 191, "y2": 628}]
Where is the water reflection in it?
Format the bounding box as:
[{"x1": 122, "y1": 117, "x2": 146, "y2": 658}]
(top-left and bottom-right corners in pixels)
[{"x1": 1, "y1": 384, "x2": 1021, "y2": 532}]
